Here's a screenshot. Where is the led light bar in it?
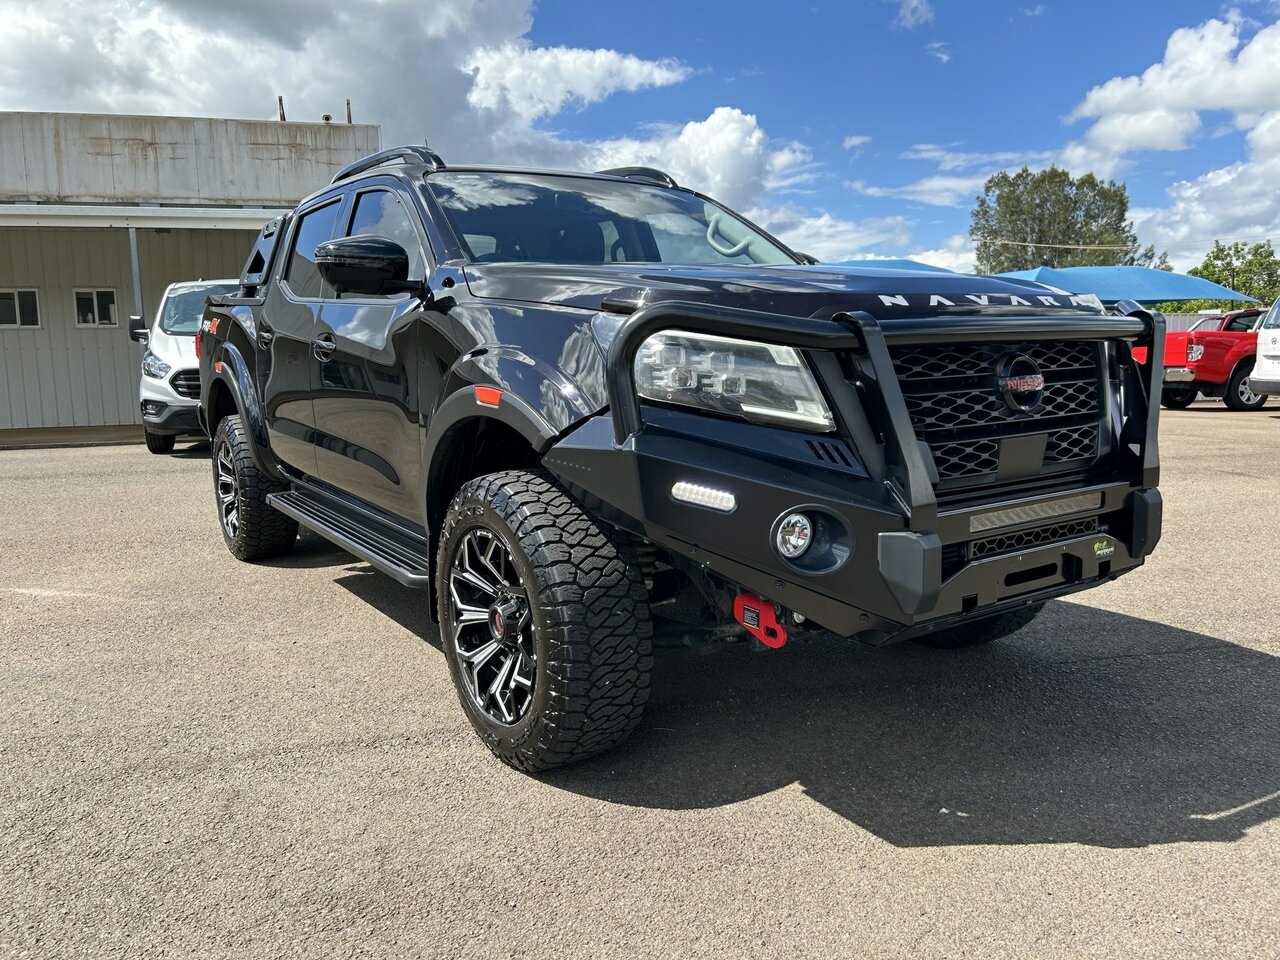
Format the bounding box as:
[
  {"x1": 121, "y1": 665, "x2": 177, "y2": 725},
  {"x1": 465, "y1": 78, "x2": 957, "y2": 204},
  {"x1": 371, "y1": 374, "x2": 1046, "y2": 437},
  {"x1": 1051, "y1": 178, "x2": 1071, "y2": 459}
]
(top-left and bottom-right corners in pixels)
[
  {"x1": 671, "y1": 481, "x2": 737, "y2": 513},
  {"x1": 969, "y1": 492, "x2": 1102, "y2": 534}
]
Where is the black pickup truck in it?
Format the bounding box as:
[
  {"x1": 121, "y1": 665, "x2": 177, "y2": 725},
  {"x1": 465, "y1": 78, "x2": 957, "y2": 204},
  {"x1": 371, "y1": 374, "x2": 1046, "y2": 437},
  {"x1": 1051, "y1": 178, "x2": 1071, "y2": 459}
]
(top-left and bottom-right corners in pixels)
[{"x1": 197, "y1": 145, "x2": 1165, "y2": 772}]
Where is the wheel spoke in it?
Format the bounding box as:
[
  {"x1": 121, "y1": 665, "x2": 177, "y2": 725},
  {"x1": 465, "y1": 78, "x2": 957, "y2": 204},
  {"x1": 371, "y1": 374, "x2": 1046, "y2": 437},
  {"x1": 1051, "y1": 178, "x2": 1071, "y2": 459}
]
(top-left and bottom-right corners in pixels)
[
  {"x1": 447, "y1": 524, "x2": 537, "y2": 727},
  {"x1": 487, "y1": 654, "x2": 517, "y2": 723}
]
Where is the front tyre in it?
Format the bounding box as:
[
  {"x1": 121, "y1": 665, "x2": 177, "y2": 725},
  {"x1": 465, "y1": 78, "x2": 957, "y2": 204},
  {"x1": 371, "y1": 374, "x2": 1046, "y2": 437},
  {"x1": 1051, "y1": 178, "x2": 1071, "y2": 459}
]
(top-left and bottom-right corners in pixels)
[
  {"x1": 913, "y1": 603, "x2": 1044, "y2": 649},
  {"x1": 211, "y1": 415, "x2": 298, "y2": 561},
  {"x1": 1160, "y1": 385, "x2": 1198, "y2": 410},
  {"x1": 1224, "y1": 364, "x2": 1268, "y2": 411},
  {"x1": 144, "y1": 429, "x2": 176, "y2": 454},
  {"x1": 436, "y1": 470, "x2": 653, "y2": 772}
]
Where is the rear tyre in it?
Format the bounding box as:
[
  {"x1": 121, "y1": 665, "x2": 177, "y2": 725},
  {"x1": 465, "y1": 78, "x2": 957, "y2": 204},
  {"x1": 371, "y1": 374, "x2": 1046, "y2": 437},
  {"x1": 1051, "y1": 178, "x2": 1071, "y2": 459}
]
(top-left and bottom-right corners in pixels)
[
  {"x1": 211, "y1": 415, "x2": 298, "y2": 561},
  {"x1": 1223, "y1": 364, "x2": 1268, "y2": 411},
  {"x1": 1160, "y1": 385, "x2": 1197, "y2": 410},
  {"x1": 436, "y1": 469, "x2": 653, "y2": 772},
  {"x1": 144, "y1": 429, "x2": 176, "y2": 454},
  {"x1": 913, "y1": 603, "x2": 1044, "y2": 649}
]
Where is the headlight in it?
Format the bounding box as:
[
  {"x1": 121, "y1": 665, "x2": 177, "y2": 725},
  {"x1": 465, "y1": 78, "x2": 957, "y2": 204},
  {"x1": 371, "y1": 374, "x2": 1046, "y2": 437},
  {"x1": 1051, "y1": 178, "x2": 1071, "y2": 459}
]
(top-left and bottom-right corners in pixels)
[
  {"x1": 1187, "y1": 342, "x2": 1205, "y2": 362},
  {"x1": 141, "y1": 350, "x2": 171, "y2": 379},
  {"x1": 635, "y1": 331, "x2": 834, "y2": 432}
]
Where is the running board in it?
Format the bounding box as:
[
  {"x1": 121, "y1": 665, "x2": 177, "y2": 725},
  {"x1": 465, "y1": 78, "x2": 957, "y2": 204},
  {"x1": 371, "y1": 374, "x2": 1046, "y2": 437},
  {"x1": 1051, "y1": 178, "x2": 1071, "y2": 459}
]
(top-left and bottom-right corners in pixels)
[{"x1": 267, "y1": 489, "x2": 432, "y2": 589}]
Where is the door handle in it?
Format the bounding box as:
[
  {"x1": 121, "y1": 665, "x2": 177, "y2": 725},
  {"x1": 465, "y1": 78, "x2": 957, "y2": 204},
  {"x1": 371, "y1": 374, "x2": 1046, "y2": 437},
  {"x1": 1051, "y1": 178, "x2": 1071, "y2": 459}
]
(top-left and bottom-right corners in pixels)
[
  {"x1": 257, "y1": 323, "x2": 274, "y2": 348},
  {"x1": 312, "y1": 331, "x2": 337, "y2": 361}
]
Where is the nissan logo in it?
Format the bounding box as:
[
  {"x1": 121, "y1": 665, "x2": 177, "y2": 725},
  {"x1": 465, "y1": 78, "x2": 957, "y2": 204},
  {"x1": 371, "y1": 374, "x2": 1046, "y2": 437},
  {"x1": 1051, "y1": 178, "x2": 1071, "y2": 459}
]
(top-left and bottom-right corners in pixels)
[{"x1": 996, "y1": 353, "x2": 1045, "y2": 413}]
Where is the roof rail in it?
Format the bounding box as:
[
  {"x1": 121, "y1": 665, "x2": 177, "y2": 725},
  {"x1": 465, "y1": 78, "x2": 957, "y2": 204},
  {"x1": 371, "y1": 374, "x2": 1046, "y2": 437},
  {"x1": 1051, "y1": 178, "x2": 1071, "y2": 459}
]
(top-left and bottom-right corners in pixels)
[
  {"x1": 331, "y1": 145, "x2": 446, "y2": 184},
  {"x1": 596, "y1": 166, "x2": 678, "y2": 189}
]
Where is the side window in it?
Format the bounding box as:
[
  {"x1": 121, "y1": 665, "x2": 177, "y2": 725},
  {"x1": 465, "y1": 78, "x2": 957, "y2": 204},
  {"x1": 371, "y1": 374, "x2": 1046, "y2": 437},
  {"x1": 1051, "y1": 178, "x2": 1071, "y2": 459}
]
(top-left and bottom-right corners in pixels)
[
  {"x1": 285, "y1": 200, "x2": 342, "y2": 300},
  {"x1": 1264, "y1": 303, "x2": 1280, "y2": 329},
  {"x1": 1226, "y1": 315, "x2": 1253, "y2": 333},
  {"x1": 346, "y1": 190, "x2": 426, "y2": 281}
]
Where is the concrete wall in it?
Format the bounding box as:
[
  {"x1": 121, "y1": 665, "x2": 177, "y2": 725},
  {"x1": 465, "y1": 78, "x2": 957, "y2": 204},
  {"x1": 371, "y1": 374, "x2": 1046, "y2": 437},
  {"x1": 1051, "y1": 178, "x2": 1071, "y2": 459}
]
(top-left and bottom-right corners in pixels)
[
  {"x1": 0, "y1": 226, "x2": 255, "y2": 429},
  {"x1": 0, "y1": 113, "x2": 382, "y2": 207}
]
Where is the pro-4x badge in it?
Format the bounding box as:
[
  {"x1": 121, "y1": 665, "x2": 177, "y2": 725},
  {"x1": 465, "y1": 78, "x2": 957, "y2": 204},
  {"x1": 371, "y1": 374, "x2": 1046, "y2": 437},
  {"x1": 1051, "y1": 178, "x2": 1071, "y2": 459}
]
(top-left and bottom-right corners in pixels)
[{"x1": 1093, "y1": 538, "x2": 1116, "y2": 559}]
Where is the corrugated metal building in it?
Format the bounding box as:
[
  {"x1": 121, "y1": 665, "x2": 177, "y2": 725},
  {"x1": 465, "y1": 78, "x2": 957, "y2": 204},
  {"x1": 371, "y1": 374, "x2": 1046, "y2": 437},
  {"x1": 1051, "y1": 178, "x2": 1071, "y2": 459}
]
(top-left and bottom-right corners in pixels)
[{"x1": 0, "y1": 112, "x2": 381, "y2": 431}]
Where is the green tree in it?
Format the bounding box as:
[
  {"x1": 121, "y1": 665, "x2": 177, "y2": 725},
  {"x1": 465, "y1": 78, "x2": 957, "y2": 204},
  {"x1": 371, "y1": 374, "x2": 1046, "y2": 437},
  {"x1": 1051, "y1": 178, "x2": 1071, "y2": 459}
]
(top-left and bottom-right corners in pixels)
[
  {"x1": 1188, "y1": 240, "x2": 1279, "y2": 303},
  {"x1": 969, "y1": 166, "x2": 1168, "y2": 274}
]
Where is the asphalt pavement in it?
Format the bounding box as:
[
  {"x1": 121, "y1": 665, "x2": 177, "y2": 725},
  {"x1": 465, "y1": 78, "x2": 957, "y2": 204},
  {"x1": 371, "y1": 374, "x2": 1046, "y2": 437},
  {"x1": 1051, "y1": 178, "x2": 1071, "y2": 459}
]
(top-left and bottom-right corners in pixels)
[{"x1": 2, "y1": 404, "x2": 1278, "y2": 959}]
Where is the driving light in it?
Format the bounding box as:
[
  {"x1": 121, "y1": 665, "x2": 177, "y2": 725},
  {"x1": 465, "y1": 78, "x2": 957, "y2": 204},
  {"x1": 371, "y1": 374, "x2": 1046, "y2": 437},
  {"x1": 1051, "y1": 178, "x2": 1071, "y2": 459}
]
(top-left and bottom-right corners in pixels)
[
  {"x1": 636, "y1": 331, "x2": 834, "y2": 432},
  {"x1": 141, "y1": 350, "x2": 171, "y2": 379},
  {"x1": 775, "y1": 513, "x2": 813, "y2": 558},
  {"x1": 671, "y1": 481, "x2": 736, "y2": 513}
]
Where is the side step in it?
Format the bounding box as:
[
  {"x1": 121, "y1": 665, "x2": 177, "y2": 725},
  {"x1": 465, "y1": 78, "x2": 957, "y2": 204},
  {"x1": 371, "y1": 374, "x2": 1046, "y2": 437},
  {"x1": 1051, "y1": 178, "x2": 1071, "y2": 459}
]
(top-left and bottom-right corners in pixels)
[{"x1": 267, "y1": 488, "x2": 432, "y2": 589}]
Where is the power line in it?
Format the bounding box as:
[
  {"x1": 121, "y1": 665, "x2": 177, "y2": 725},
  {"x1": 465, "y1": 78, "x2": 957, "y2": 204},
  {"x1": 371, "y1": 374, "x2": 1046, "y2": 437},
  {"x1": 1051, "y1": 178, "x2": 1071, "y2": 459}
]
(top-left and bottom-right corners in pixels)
[{"x1": 987, "y1": 238, "x2": 1135, "y2": 251}]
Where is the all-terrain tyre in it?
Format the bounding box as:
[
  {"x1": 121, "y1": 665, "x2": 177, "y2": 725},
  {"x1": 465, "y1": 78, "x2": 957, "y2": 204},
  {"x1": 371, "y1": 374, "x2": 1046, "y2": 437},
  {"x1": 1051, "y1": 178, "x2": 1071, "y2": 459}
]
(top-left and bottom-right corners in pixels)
[
  {"x1": 436, "y1": 469, "x2": 653, "y2": 772},
  {"x1": 913, "y1": 603, "x2": 1044, "y2": 649},
  {"x1": 144, "y1": 429, "x2": 176, "y2": 454},
  {"x1": 1160, "y1": 385, "x2": 1197, "y2": 410},
  {"x1": 1223, "y1": 363, "x2": 1268, "y2": 411},
  {"x1": 211, "y1": 415, "x2": 298, "y2": 561}
]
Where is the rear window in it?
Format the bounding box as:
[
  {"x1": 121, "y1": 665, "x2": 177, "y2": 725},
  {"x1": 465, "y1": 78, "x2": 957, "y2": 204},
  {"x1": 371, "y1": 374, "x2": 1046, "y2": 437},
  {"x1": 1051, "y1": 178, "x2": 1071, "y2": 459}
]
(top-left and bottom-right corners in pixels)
[{"x1": 159, "y1": 283, "x2": 238, "y2": 336}]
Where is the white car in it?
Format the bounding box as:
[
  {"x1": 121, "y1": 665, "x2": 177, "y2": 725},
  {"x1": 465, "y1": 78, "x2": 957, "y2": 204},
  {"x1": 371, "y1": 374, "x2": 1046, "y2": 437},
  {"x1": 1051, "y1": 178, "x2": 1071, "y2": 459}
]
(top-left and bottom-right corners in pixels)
[
  {"x1": 1253, "y1": 301, "x2": 1280, "y2": 397},
  {"x1": 130, "y1": 279, "x2": 238, "y2": 453}
]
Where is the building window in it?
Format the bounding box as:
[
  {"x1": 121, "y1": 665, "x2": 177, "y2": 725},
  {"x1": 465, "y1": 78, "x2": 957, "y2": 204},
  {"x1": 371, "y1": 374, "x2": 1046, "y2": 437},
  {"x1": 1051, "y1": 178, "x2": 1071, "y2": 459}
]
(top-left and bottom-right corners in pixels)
[
  {"x1": 0, "y1": 289, "x2": 40, "y2": 328},
  {"x1": 74, "y1": 289, "x2": 118, "y2": 327}
]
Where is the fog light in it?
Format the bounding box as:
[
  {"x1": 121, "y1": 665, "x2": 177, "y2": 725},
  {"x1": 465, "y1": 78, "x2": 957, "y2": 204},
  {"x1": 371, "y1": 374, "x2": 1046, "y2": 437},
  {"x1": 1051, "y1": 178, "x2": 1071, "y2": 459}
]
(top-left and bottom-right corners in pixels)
[
  {"x1": 671, "y1": 481, "x2": 736, "y2": 513},
  {"x1": 776, "y1": 513, "x2": 813, "y2": 558}
]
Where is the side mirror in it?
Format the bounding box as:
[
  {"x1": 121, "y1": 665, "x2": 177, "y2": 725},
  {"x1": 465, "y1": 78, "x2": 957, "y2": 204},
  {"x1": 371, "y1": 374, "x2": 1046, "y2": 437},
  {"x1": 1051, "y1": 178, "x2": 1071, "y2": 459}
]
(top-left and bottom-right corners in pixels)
[
  {"x1": 128, "y1": 314, "x2": 148, "y2": 343},
  {"x1": 316, "y1": 235, "x2": 415, "y2": 296}
]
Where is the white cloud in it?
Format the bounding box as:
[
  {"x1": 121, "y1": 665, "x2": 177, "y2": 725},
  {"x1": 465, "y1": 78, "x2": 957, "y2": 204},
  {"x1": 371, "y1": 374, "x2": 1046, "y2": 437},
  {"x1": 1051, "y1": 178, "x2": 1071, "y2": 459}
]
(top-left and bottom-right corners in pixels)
[
  {"x1": 748, "y1": 205, "x2": 913, "y2": 262},
  {"x1": 901, "y1": 143, "x2": 1054, "y2": 170},
  {"x1": 1061, "y1": 15, "x2": 1280, "y2": 267},
  {"x1": 897, "y1": 0, "x2": 935, "y2": 28},
  {"x1": 843, "y1": 134, "x2": 872, "y2": 150},
  {"x1": 849, "y1": 173, "x2": 988, "y2": 208},
  {"x1": 926, "y1": 41, "x2": 951, "y2": 63},
  {"x1": 908, "y1": 234, "x2": 976, "y2": 272},
  {"x1": 0, "y1": 0, "x2": 923, "y2": 263},
  {"x1": 464, "y1": 42, "x2": 689, "y2": 124}
]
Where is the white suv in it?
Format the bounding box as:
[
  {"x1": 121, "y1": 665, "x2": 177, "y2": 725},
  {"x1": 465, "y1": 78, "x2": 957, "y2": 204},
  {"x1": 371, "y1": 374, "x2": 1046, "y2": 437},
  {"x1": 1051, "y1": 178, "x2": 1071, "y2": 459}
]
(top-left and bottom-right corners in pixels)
[
  {"x1": 1254, "y1": 301, "x2": 1280, "y2": 397},
  {"x1": 130, "y1": 279, "x2": 238, "y2": 454}
]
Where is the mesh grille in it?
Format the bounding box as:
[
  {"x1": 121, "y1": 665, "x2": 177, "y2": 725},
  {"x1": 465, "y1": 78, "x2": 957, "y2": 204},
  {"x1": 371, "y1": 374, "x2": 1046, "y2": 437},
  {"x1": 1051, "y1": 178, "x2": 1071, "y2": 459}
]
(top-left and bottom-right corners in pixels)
[
  {"x1": 170, "y1": 370, "x2": 200, "y2": 400},
  {"x1": 969, "y1": 517, "x2": 1100, "y2": 559},
  {"x1": 890, "y1": 341, "x2": 1103, "y2": 485}
]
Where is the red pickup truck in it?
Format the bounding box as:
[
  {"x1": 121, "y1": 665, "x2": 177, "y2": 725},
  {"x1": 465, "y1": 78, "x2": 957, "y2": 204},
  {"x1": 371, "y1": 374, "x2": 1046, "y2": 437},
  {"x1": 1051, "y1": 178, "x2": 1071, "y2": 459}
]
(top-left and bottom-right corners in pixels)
[{"x1": 1141, "y1": 308, "x2": 1270, "y2": 410}]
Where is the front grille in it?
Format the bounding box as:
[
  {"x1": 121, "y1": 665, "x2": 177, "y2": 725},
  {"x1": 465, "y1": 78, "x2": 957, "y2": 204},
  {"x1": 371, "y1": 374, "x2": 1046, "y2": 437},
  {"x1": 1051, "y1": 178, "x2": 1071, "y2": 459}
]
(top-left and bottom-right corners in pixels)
[
  {"x1": 170, "y1": 369, "x2": 200, "y2": 400},
  {"x1": 968, "y1": 517, "x2": 1100, "y2": 559},
  {"x1": 890, "y1": 340, "x2": 1103, "y2": 489}
]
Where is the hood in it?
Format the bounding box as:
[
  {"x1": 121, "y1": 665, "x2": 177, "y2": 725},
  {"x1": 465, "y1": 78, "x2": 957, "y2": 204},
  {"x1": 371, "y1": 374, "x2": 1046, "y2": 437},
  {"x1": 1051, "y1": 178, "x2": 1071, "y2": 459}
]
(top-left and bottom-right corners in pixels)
[
  {"x1": 461, "y1": 262, "x2": 1104, "y2": 320},
  {"x1": 149, "y1": 328, "x2": 198, "y2": 368}
]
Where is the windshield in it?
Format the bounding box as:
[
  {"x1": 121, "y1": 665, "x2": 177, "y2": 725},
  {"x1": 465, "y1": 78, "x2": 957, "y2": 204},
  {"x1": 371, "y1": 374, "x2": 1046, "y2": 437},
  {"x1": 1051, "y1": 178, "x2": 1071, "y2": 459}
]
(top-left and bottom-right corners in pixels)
[
  {"x1": 158, "y1": 282, "x2": 238, "y2": 336},
  {"x1": 426, "y1": 172, "x2": 797, "y2": 267}
]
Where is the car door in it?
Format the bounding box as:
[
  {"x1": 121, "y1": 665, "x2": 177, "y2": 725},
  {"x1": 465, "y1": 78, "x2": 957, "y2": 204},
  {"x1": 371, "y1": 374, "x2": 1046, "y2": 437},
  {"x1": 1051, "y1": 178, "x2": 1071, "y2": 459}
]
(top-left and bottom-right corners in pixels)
[
  {"x1": 310, "y1": 182, "x2": 431, "y2": 521},
  {"x1": 260, "y1": 195, "x2": 345, "y2": 476},
  {"x1": 1256, "y1": 302, "x2": 1280, "y2": 387}
]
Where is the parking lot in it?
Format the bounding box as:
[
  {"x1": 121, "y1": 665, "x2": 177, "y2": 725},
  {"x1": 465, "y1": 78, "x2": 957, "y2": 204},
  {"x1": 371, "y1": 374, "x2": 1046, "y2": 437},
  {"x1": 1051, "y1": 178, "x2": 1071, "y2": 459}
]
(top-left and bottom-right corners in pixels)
[{"x1": 2, "y1": 406, "x2": 1278, "y2": 959}]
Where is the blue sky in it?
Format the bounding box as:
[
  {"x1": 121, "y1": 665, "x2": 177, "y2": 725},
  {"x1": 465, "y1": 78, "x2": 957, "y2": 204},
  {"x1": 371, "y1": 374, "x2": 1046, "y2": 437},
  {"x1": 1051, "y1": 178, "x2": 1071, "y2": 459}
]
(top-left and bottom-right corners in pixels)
[
  {"x1": 517, "y1": 0, "x2": 1278, "y2": 268},
  {"x1": 2, "y1": 0, "x2": 1277, "y2": 271}
]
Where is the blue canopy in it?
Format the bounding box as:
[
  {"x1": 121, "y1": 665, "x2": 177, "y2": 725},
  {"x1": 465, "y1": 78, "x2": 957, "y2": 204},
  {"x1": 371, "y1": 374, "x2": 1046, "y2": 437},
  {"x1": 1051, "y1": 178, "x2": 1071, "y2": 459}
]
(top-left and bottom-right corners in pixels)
[
  {"x1": 996, "y1": 265, "x2": 1258, "y2": 304},
  {"x1": 828, "y1": 258, "x2": 955, "y2": 273}
]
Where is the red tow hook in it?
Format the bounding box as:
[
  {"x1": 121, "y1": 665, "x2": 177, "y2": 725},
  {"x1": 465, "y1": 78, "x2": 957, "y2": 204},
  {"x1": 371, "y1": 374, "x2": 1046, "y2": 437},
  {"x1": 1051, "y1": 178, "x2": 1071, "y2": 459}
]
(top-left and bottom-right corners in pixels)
[{"x1": 733, "y1": 592, "x2": 788, "y2": 649}]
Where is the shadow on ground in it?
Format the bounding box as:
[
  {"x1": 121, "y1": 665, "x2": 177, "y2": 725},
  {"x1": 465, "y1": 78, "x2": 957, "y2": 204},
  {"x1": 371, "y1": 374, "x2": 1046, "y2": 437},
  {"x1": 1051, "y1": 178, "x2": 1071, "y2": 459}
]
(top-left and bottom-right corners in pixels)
[
  {"x1": 549, "y1": 600, "x2": 1280, "y2": 848},
  {"x1": 324, "y1": 564, "x2": 1280, "y2": 849}
]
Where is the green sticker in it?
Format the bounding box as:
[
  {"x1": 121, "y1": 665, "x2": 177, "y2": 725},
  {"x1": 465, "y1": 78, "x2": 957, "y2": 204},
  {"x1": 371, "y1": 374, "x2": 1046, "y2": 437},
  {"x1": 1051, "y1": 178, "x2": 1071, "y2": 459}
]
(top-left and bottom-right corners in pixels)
[{"x1": 1093, "y1": 539, "x2": 1116, "y2": 559}]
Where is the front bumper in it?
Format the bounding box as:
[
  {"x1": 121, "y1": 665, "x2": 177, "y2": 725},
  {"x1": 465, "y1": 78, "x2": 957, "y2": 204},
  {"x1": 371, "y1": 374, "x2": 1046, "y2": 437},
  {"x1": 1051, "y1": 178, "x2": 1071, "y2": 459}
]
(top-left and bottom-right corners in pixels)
[
  {"x1": 1163, "y1": 366, "x2": 1196, "y2": 383},
  {"x1": 548, "y1": 299, "x2": 1164, "y2": 643},
  {"x1": 141, "y1": 400, "x2": 201, "y2": 436},
  {"x1": 547, "y1": 413, "x2": 1160, "y2": 639}
]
